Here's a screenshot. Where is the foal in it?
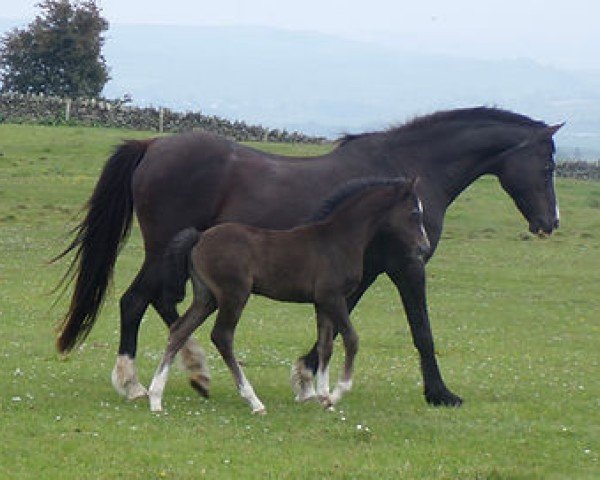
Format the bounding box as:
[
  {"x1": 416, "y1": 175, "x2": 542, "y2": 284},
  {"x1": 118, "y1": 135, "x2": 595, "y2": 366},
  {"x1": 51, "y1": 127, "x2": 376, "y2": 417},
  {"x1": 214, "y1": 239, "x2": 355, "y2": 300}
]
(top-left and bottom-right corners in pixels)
[{"x1": 148, "y1": 177, "x2": 429, "y2": 414}]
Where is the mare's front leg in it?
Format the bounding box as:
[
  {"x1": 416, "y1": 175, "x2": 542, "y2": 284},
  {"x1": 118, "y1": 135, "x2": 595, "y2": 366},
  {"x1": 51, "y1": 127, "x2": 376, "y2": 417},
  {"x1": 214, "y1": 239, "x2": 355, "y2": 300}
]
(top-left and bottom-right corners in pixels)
[{"x1": 387, "y1": 260, "x2": 463, "y2": 406}]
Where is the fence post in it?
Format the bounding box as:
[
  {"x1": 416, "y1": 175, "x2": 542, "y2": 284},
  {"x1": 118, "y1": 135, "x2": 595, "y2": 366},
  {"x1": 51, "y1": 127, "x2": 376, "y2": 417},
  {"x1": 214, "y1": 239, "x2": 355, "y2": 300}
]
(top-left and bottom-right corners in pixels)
[
  {"x1": 159, "y1": 107, "x2": 164, "y2": 133},
  {"x1": 65, "y1": 98, "x2": 71, "y2": 122}
]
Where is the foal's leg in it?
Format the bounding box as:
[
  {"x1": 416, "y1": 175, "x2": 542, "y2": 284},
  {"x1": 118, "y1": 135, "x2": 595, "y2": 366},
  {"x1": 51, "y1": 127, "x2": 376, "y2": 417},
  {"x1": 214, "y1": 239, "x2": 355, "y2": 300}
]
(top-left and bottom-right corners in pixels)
[
  {"x1": 314, "y1": 304, "x2": 336, "y2": 407},
  {"x1": 292, "y1": 269, "x2": 378, "y2": 401},
  {"x1": 152, "y1": 292, "x2": 211, "y2": 398},
  {"x1": 329, "y1": 309, "x2": 359, "y2": 406},
  {"x1": 112, "y1": 260, "x2": 158, "y2": 400},
  {"x1": 148, "y1": 285, "x2": 216, "y2": 412},
  {"x1": 211, "y1": 297, "x2": 266, "y2": 415}
]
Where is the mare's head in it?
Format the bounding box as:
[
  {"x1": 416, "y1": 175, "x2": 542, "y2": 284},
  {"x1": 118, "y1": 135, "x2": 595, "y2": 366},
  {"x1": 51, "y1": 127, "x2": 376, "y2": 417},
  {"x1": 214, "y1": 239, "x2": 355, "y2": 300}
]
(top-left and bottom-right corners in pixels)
[
  {"x1": 383, "y1": 177, "x2": 430, "y2": 261},
  {"x1": 491, "y1": 121, "x2": 563, "y2": 236}
]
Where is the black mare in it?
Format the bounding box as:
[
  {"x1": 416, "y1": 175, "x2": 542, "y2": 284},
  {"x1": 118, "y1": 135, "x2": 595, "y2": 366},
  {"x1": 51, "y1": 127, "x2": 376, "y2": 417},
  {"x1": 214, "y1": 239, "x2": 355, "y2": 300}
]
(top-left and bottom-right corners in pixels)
[{"x1": 56, "y1": 107, "x2": 561, "y2": 406}]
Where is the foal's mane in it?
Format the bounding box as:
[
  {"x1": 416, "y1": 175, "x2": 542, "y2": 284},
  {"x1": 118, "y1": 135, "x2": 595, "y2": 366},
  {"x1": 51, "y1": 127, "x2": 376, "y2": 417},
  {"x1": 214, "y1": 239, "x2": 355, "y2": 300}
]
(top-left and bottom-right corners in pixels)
[
  {"x1": 307, "y1": 177, "x2": 406, "y2": 223},
  {"x1": 337, "y1": 106, "x2": 547, "y2": 147}
]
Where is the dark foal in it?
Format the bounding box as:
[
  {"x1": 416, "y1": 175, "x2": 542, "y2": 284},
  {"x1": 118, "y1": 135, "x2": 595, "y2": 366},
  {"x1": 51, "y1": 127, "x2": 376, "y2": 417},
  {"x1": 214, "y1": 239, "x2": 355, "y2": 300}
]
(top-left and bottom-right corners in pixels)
[{"x1": 148, "y1": 178, "x2": 429, "y2": 414}]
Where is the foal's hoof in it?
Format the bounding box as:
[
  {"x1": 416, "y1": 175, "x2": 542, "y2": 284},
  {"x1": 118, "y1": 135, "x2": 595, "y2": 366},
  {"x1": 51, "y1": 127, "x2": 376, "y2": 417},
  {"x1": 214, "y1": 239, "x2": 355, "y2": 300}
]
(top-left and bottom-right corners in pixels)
[
  {"x1": 189, "y1": 375, "x2": 210, "y2": 399},
  {"x1": 425, "y1": 388, "x2": 463, "y2": 407},
  {"x1": 252, "y1": 407, "x2": 267, "y2": 416},
  {"x1": 318, "y1": 395, "x2": 333, "y2": 409},
  {"x1": 149, "y1": 398, "x2": 163, "y2": 413}
]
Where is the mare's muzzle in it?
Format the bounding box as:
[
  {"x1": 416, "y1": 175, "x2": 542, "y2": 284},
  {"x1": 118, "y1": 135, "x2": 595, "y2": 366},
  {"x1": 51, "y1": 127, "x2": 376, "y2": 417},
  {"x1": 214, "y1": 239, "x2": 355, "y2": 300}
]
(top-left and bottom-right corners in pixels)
[{"x1": 528, "y1": 216, "x2": 559, "y2": 237}]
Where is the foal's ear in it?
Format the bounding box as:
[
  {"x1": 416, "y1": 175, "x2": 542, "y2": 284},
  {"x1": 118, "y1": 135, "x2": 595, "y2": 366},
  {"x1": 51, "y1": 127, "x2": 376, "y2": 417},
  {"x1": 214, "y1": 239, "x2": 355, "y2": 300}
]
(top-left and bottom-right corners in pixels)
[{"x1": 396, "y1": 176, "x2": 418, "y2": 199}]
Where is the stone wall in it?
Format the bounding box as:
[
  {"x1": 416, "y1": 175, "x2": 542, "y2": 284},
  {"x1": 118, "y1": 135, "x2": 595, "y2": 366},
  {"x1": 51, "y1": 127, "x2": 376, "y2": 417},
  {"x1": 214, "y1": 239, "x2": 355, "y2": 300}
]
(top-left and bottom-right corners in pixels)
[
  {"x1": 556, "y1": 161, "x2": 600, "y2": 181},
  {"x1": 0, "y1": 92, "x2": 326, "y2": 143},
  {"x1": 1, "y1": 93, "x2": 600, "y2": 181}
]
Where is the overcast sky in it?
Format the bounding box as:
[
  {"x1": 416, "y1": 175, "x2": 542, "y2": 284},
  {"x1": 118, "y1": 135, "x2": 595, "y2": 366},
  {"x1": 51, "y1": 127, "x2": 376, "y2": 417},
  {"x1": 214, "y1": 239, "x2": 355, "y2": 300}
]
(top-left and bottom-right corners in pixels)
[{"x1": 1, "y1": 1, "x2": 598, "y2": 69}]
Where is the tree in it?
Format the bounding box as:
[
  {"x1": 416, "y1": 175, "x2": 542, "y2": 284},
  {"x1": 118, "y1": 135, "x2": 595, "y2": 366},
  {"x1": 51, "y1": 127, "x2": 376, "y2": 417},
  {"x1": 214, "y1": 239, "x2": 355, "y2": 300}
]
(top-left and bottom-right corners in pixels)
[{"x1": 0, "y1": 1, "x2": 109, "y2": 97}]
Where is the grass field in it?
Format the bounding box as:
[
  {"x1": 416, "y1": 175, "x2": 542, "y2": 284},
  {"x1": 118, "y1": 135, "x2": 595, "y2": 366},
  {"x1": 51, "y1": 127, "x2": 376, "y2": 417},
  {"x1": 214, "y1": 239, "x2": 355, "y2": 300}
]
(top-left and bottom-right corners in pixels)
[{"x1": 0, "y1": 124, "x2": 598, "y2": 479}]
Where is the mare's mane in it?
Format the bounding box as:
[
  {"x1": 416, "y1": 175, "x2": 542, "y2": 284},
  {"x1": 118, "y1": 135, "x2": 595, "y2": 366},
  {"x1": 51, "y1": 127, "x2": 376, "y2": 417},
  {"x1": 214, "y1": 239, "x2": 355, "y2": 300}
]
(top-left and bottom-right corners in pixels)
[
  {"x1": 307, "y1": 177, "x2": 406, "y2": 224},
  {"x1": 337, "y1": 106, "x2": 548, "y2": 147}
]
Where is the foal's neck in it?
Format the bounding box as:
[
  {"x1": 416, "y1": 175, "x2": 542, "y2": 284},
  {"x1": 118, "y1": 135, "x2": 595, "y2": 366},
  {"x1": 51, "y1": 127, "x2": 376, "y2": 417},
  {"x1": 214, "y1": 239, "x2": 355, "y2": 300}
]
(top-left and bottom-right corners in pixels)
[{"x1": 318, "y1": 190, "x2": 392, "y2": 252}]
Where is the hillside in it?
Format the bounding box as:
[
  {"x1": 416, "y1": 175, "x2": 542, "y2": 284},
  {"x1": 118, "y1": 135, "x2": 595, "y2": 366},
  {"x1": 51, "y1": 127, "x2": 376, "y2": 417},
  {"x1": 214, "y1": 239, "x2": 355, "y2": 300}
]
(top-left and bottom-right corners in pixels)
[{"x1": 1, "y1": 20, "x2": 599, "y2": 158}]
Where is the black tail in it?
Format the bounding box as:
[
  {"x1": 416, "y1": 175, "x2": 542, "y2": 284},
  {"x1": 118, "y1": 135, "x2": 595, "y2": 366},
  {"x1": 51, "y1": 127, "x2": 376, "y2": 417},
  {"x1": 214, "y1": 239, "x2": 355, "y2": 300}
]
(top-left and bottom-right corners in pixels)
[
  {"x1": 54, "y1": 139, "x2": 154, "y2": 353},
  {"x1": 162, "y1": 228, "x2": 200, "y2": 306}
]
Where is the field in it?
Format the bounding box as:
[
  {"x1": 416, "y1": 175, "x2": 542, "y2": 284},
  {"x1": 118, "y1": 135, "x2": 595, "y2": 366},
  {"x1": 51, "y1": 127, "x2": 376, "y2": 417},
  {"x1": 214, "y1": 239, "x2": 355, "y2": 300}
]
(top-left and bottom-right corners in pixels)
[{"x1": 0, "y1": 124, "x2": 598, "y2": 479}]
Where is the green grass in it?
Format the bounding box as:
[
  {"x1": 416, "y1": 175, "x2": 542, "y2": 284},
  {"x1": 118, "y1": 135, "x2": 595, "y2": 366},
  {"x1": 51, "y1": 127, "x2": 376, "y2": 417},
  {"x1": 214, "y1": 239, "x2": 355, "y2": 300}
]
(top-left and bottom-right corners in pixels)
[{"x1": 0, "y1": 124, "x2": 598, "y2": 479}]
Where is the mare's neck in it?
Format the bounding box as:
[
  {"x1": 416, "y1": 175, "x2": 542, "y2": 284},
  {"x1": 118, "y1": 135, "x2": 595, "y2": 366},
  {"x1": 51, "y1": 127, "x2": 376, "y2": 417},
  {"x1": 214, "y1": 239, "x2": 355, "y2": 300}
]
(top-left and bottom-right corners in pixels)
[{"x1": 394, "y1": 125, "x2": 528, "y2": 207}]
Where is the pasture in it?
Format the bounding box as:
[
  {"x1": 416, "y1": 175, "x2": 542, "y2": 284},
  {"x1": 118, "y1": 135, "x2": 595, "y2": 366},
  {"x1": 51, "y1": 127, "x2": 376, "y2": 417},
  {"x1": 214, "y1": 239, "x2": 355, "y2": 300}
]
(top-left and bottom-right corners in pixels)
[{"x1": 0, "y1": 124, "x2": 598, "y2": 479}]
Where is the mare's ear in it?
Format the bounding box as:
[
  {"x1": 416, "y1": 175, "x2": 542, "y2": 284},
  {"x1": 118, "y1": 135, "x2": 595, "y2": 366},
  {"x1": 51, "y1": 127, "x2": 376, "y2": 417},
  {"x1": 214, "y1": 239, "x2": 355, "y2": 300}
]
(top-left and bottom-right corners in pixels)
[
  {"x1": 546, "y1": 122, "x2": 565, "y2": 137},
  {"x1": 531, "y1": 122, "x2": 565, "y2": 142}
]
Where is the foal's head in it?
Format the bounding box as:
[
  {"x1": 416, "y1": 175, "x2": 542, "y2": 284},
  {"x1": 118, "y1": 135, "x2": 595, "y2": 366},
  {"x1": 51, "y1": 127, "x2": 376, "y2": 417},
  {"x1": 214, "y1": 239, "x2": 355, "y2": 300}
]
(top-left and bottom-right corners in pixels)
[{"x1": 382, "y1": 178, "x2": 430, "y2": 261}]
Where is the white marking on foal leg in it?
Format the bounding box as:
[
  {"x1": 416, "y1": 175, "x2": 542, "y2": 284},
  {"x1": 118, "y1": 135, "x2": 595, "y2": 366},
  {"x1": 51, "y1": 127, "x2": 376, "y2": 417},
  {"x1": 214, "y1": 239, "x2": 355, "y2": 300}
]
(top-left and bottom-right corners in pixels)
[
  {"x1": 291, "y1": 359, "x2": 316, "y2": 402},
  {"x1": 238, "y1": 370, "x2": 266, "y2": 415},
  {"x1": 180, "y1": 338, "x2": 211, "y2": 397},
  {"x1": 329, "y1": 379, "x2": 353, "y2": 405},
  {"x1": 111, "y1": 355, "x2": 148, "y2": 400},
  {"x1": 316, "y1": 366, "x2": 331, "y2": 407},
  {"x1": 148, "y1": 363, "x2": 171, "y2": 412}
]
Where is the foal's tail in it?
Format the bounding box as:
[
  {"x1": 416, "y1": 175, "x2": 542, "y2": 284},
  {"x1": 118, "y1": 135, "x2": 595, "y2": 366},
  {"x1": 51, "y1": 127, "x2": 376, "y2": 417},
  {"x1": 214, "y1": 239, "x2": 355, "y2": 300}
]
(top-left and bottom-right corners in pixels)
[
  {"x1": 54, "y1": 139, "x2": 154, "y2": 353},
  {"x1": 162, "y1": 228, "x2": 200, "y2": 306}
]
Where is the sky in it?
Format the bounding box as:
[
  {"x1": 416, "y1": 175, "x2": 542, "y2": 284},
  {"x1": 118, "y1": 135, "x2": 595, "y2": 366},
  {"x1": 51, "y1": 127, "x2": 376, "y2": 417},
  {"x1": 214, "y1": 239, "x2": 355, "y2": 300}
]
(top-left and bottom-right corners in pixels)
[{"x1": 1, "y1": 0, "x2": 599, "y2": 70}]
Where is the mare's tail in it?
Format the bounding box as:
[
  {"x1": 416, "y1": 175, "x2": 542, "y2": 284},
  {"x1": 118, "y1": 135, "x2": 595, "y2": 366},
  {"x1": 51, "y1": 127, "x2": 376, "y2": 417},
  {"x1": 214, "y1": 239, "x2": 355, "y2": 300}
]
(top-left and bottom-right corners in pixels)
[
  {"x1": 162, "y1": 228, "x2": 201, "y2": 306},
  {"x1": 54, "y1": 139, "x2": 154, "y2": 353}
]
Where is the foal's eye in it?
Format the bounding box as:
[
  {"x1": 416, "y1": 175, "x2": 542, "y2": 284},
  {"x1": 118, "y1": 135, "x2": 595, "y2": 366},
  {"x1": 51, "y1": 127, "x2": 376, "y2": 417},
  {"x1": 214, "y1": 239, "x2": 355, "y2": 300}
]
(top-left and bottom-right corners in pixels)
[{"x1": 410, "y1": 209, "x2": 422, "y2": 220}]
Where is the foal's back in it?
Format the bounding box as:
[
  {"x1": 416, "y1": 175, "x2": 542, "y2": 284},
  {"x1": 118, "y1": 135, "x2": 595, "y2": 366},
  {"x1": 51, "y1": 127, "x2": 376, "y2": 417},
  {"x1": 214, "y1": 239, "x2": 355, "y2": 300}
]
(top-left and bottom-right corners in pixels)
[{"x1": 192, "y1": 223, "x2": 362, "y2": 303}]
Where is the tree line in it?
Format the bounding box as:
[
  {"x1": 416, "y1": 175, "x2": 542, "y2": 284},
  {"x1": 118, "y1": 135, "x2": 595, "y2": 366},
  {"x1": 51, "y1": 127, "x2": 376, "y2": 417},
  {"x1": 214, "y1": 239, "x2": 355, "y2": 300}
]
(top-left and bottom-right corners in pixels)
[{"x1": 0, "y1": 1, "x2": 109, "y2": 97}]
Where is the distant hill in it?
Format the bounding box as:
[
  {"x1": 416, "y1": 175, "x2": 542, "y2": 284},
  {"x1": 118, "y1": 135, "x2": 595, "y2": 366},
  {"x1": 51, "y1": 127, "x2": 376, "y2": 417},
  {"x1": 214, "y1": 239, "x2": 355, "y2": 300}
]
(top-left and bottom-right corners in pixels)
[{"x1": 1, "y1": 19, "x2": 599, "y2": 158}]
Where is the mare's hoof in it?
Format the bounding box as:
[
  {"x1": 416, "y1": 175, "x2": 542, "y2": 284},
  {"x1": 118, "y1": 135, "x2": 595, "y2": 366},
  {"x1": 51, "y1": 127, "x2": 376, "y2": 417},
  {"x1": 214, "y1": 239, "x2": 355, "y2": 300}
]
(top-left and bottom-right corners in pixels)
[
  {"x1": 252, "y1": 407, "x2": 267, "y2": 415},
  {"x1": 294, "y1": 391, "x2": 316, "y2": 402},
  {"x1": 126, "y1": 383, "x2": 148, "y2": 401},
  {"x1": 190, "y1": 375, "x2": 210, "y2": 399},
  {"x1": 425, "y1": 389, "x2": 463, "y2": 407}
]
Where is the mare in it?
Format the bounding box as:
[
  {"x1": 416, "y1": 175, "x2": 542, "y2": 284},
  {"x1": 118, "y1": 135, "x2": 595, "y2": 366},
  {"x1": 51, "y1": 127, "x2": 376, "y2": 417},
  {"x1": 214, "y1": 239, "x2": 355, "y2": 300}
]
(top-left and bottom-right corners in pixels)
[
  {"x1": 148, "y1": 178, "x2": 429, "y2": 413},
  {"x1": 55, "y1": 107, "x2": 561, "y2": 407}
]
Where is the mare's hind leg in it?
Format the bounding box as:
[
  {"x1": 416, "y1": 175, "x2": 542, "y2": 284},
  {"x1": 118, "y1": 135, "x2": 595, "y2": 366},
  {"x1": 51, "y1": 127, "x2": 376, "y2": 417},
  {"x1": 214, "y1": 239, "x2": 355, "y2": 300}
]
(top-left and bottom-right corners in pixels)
[
  {"x1": 112, "y1": 261, "x2": 158, "y2": 400},
  {"x1": 148, "y1": 281, "x2": 216, "y2": 412},
  {"x1": 211, "y1": 297, "x2": 266, "y2": 415}
]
